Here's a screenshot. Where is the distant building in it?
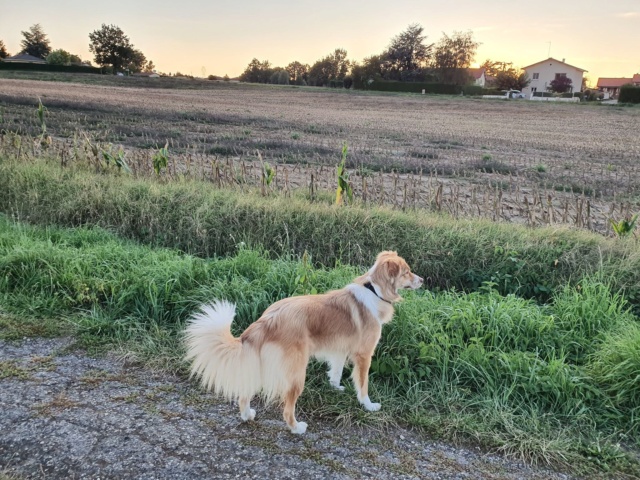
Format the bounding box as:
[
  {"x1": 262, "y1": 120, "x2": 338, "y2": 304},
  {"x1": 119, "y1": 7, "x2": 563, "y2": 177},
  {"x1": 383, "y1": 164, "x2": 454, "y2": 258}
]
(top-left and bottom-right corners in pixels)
[
  {"x1": 2, "y1": 53, "x2": 46, "y2": 64},
  {"x1": 597, "y1": 74, "x2": 640, "y2": 99},
  {"x1": 521, "y1": 57, "x2": 587, "y2": 96},
  {"x1": 466, "y1": 68, "x2": 486, "y2": 87}
]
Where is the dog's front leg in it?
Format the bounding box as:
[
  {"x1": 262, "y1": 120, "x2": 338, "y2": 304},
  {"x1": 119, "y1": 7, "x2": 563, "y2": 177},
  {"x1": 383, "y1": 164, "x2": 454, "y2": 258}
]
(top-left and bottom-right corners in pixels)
[
  {"x1": 239, "y1": 397, "x2": 256, "y2": 421},
  {"x1": 352, "y1": 353, "x2": 381, "y2": 412},
  {"x1": 327, "y1": 354, "x2": 347, "y2": 391}
]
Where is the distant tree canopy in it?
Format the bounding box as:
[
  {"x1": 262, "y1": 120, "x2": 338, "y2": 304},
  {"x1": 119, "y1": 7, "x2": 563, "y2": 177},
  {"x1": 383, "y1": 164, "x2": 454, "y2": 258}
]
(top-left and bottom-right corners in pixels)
[
  {"x1": 144, "y1": 60, "x2": 156, "y2": 73},
  {"x1": 270, "y1": 69, "x2": 290, "y2": 85},
  {"x1": 351, "y1": 54, "x2": 388, "y2": 87},
  {"x1": 494, "y1": 68, "x2": 530, "y2": 91},
  {"x1": 238, "y1": 25, "x2": 482, "y2": 89},
  {"x1": 480, "y1": 59, "x2": 513, "y2": 78},
  {"x1": 0, "y1": 40, "x2": 9, "y2": 59},
  {"x1": 89, "y1": 24, "x2": 150, "y2": 74},
  {"x1": 239, "y1": 58, "x2": 274, "y2": 83},
  {"x1": 385, "y1": 23, "x2": 433, "y2": 81},
  {"x1": 46, "y1": 49, "x2": 83, "y2": 66},
  {"x1": 308, "y1": 48, "x2": 351, "y2": 86},
  {"x1": 285, "y1": 61, "x2": 309, "y2": 85},
  {"x1": 433, "y1": 31, "x2": 479, "y2": 85},
  {"x1": 20, "y1": 24, "x2": 51, "y2": 59}
]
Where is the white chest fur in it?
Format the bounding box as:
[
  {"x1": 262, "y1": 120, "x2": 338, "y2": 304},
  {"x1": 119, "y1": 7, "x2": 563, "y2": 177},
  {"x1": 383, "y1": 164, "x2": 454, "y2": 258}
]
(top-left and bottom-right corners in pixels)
[{"x1": 346, "y1": 284, "x2": 393, "y2": 323}]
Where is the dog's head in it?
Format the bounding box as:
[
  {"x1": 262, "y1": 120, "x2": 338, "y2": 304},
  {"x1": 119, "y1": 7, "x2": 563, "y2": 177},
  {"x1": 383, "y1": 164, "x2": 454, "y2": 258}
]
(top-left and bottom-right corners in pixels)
[{"x1": 364, "y1": 251, "x2": 423, "y2": 303}]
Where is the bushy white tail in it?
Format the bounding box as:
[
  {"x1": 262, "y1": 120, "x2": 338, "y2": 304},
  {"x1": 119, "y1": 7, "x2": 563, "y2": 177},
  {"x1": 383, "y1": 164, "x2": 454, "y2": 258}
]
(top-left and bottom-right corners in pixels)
[{"x1": 184, "y1": 301, "x2": 261, "y2": 401}]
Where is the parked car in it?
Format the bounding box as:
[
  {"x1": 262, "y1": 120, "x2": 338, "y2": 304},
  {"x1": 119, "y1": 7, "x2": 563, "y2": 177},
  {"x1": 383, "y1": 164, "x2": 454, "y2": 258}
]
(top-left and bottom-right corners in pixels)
[{"x1": 505, "y1": 90, "x2": 526, "y2": 99}]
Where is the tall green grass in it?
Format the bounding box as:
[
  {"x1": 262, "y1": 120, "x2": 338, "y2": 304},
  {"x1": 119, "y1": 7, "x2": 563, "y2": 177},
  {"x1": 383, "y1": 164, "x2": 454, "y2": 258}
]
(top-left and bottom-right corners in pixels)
[
  {"x1": 1, "y1": 159, "x2": 640, "y2": 312},
  {"x1": 1, "y1": 215, "x2": 639, "y2": 475}
]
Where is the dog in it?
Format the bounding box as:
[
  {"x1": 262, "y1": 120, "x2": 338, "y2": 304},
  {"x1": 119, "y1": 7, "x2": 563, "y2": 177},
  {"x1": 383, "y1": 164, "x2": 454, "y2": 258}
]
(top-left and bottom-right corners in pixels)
[{"x1": 183, "y1": 251, "x2": 423, "y2": 434}]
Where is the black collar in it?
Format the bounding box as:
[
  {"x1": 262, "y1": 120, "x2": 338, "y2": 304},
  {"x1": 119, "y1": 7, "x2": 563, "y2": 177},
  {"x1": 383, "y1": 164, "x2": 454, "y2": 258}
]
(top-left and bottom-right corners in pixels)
[{"x1": 363, "y1": 282, "x2": 393, "y2": 304}]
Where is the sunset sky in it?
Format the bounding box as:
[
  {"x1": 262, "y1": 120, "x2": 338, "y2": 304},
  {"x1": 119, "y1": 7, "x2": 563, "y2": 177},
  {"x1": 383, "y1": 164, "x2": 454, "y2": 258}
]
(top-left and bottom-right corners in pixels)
[{"x1": 2, "y1": 0, "x2": 639, "y2": 85}]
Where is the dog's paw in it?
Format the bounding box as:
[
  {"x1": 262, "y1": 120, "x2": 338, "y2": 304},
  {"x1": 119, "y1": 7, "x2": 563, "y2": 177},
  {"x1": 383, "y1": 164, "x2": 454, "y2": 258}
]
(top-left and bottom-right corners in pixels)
[
  {"x1": 241, "y1": 408, "x2": 256, "y2": 421},
  {"x1": 360, "y1": 397, "x2": 382, "y2": 412},
  {"x1": 330, "y1": 382, "x2": 346, "y2": 392},
  {"x1": 364, "y1": 402, "x2": 381, "y2": 412},
  {"x1": 290, "y1": 422, "x2": 308, "y2": 434}
]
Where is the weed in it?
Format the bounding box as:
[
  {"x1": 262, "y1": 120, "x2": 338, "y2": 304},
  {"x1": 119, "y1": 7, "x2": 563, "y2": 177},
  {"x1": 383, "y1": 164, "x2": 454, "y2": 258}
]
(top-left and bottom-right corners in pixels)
[
  {"x1": 152, "y1": 142, "x2": 169, "y2": 176},
  {"x1": 610, "y1": 214, "x2": 638, "y2": 238},
  {"x1": 335, "y1": 143, "x2": 353, "y2": 205}
]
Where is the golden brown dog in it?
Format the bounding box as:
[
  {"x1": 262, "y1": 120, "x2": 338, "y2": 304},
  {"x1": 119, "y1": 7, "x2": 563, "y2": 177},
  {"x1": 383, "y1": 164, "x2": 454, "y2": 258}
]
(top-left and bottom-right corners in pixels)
[{"x1": 184, "y1": 251, "x2": 423, "y2": 434}]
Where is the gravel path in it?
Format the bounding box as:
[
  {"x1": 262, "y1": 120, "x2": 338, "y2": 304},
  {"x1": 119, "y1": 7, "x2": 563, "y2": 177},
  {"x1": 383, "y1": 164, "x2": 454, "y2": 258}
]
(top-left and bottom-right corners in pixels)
[{"x1": 0, "y1": 338, "x2": 574, "y2": 480}]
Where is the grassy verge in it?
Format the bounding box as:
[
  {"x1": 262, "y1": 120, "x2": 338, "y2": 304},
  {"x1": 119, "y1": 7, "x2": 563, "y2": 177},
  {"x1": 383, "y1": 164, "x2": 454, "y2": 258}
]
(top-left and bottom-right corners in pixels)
[
  {"x1": 1, "y1": 159, "x2": 639, "y2": 312},
  {"x1": 1, "y1": 215, "x2": 639, "y2": 476}
]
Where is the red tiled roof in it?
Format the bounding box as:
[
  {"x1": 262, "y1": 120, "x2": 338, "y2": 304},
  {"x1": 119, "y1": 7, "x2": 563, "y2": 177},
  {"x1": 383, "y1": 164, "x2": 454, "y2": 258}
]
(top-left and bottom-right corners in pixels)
[
  {"x1": 467, "y1": 68, "x2": 485, "y2": 80},
  {"x1": 597, "y1": 77, "x2": 633, "y2": 88},
  {"x1": 633, "y1": 74, "x2": 640, "y2": 83}
]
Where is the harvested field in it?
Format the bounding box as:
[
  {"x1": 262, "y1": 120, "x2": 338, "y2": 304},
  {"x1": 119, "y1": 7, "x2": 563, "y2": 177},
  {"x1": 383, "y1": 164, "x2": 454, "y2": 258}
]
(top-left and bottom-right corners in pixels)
[{"x1": 1, "y1": 77, "x2": 639, "y2": 234}]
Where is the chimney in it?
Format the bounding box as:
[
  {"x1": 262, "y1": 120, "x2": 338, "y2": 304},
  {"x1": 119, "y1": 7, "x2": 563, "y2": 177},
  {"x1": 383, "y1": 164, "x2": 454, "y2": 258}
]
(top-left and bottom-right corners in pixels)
[{"x1": 562, "y1": 58, "x2": 565, "y2": 63}]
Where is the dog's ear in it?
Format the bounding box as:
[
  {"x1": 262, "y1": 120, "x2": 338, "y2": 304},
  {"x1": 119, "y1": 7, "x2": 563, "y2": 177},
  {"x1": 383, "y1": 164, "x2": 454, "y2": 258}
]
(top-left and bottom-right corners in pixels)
[{"x1": 386, "y1": 260, "x2": 400, "y2": 278}]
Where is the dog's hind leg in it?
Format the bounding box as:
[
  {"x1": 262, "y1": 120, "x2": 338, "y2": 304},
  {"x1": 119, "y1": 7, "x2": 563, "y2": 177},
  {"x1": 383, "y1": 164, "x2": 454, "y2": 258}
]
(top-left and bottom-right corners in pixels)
[
  {"x1": 283, "y1": 382, "x2": 307, "y2": 434},
  {"x1": 239, "y1": 397, "x2": 256, "y2": 421},
  {"x1": 353, "y1": 352, "x2": 381, "y2": 412},
  {"x1": 327, "y1": 354, "x2": 347, "y2": 391},
  {"x1": 282, "y1": 352, "x2": 309, "y2": 434}
]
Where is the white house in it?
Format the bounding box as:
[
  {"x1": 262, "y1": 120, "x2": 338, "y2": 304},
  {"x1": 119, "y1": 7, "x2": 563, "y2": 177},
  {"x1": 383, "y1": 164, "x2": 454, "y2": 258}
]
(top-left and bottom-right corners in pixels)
[
  {"x1": 521, "y1": 58, "x2": 586, "y2": 96},
  {"x1": 466, "y1": 68, "x2": 486, "y2": 87}
]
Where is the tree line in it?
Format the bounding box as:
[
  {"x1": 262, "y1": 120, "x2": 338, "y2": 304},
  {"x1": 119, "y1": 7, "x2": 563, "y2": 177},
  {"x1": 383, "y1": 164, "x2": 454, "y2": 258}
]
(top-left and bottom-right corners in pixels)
[
  {"x1": 239, "y1": 24, "x2": 536, "y2": 91},
  {"x1": 0, "y1": 24, "x2": 154, "y2": 74}
]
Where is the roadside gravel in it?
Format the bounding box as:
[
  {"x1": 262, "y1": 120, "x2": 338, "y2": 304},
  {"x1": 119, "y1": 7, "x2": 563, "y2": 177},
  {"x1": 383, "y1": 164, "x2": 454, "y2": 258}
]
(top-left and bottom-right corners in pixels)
[{"x1": 0, "y1": 338, "x2": 574, "y2": 480}]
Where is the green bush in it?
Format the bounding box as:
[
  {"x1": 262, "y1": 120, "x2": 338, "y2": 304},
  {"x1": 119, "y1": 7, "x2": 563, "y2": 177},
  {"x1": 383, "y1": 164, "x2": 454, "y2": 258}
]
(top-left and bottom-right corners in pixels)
[
  {"x1": 619, "y1": 85, "x2": 640, "y2": 104},
  {"x1": 480, "y1": 88, "x2": 504, "y2": 96},
  {"x1": 460, "y1": 85, "x2": 483, "y2": 96},
  {"x1": 0, "y1": 62, "x2": 101, "y2": 74},
  {"x1": 357, "y1": 81, "x2": 462, "y2": 95}
]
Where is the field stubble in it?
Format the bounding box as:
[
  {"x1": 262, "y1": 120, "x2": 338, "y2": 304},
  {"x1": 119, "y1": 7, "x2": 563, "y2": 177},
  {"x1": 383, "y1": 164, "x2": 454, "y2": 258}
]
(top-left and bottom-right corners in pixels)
[{"x1": 1, "y1": 77, "x2": 639, "y2": 234}]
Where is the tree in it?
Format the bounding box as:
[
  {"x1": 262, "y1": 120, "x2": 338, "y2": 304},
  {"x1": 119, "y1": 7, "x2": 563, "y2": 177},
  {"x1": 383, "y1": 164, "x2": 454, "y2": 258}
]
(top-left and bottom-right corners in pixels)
[
  {"x1": 351, "y1": 54, "x2": 387, "y2": 87},
  {"x1": 0, "y1": 40, "x2": 9, "y2": 59},
  {"x1": 385, "y1": 24, "x2": 433, "y2": 80},
  {"x1": 124, "y1": 49, "x2": 146, "y2": 73},
  {"x1": 20, "y1": 24, "x2": 51, "y2": 59},
  {"x1": 549, "y1": 75, "x2": 573, "y2": 93},
  {"x1": 239, "y1": 58, "x2": 274, "y2": 83},
  {"x1": 494, "y1": 68, "x2": 530, "y2": 91},
  {"x1": 46, "y1": 49, "x2": 71, "y2": 65},
  {"x1": 144, "y1": 60, "x2": 156, "y2": 73},
  {"x1": 285, "y1": 61, "x2": 309, "y2": 85},
  {"x1": 270, "y1": 69, "x2": 290, "y2": 85},
  {"x1": 89, "y1": 24, "x2": 143, "y2": 74},
  {"x1": 308, "y1": 48, "x2": 351, "y2": 86},
  {"x1": 480, "y1": 59, "x2": 513, "y2": 78},
  {"x1": 433, "y1": 31, "x2": 479, "y2": 85}
]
